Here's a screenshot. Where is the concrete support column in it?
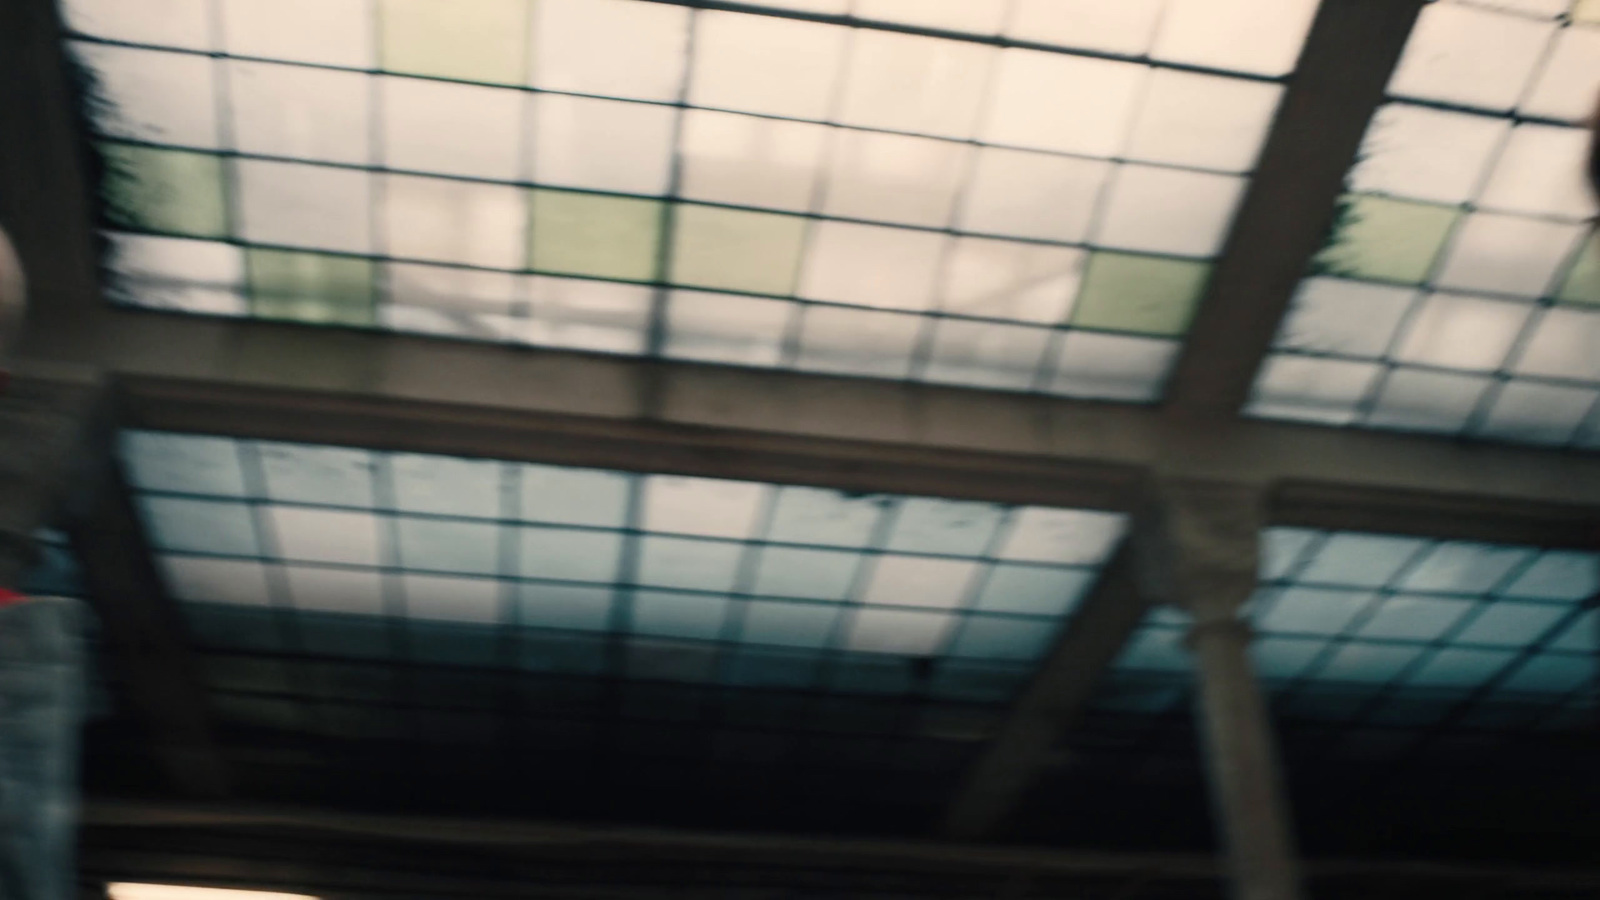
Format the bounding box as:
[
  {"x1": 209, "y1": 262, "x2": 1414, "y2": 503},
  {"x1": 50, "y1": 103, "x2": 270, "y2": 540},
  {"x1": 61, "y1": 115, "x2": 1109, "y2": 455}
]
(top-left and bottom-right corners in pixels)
[{"x1": 1134, "y1": 478, "x2": 1304, "y2": 900}]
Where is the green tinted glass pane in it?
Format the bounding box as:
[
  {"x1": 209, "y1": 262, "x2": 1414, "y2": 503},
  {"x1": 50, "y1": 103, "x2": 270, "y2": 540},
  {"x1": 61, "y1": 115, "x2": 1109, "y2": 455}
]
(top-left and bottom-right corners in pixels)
[
  {"x1": 1557, "y1": 238, "x2": 1600, "y2": 306},
  {"x1": 249, "y1": 250, "x2": 375, "y2": 326},
  {"x1": 379, "y1": 0, "x2": 528, "y2": 84},
  {"x1": 101, "y1": 143, "x2": 227, "y2": 238},
  {"x1": 530, "y1": 189, "x2": 662, "y2": 281},
  {"x1": 1313, "y1": 194, "x2": 1459, "y2": 285},
  {"x1": 671, "y1": 205, "x2": 807, "y2": 295},
  {"x1": 1071, "y1": 252, "x2": 1209, "y2": 336}
]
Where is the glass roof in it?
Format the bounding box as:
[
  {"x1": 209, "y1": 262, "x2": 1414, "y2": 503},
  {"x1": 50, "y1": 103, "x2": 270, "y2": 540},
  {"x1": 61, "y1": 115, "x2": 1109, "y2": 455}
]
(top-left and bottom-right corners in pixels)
[
  {"x1": 121, "y1": 430, "x2": 1127, "y2": 705},
  {"x1": 1250, "y1": 0, "x2": 1600, "y2": 447},
  {"x1": 65, "y1": 0, "x2": 1320, "y2": 402},
  {"x1": 1107, "y1": 526, "x2": 1599, "y2": 755}
]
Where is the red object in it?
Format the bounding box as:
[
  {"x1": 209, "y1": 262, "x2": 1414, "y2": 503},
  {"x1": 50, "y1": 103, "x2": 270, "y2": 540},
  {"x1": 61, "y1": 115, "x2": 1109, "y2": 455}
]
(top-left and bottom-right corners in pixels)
[{"x1": 0, "y1": 587, "x2": 26, "y2": 607}]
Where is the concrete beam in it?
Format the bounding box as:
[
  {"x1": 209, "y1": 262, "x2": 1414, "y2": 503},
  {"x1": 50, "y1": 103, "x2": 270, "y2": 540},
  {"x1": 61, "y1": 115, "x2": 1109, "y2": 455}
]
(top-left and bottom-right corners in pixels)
[{"x1": 943, "y1": 546, "x2": 1149, "y2": 839}]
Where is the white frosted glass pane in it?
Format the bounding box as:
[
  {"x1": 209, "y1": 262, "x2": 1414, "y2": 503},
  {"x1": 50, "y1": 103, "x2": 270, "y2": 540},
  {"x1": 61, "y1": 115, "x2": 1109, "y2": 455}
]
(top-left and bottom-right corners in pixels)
[
  {"x1": 752, "y1": 547, "x2": 861, "y2": 600},
  {"x1": 665, "y1": 291, "x2": 791, "y2": 367},
  {"x1": 383, "y1": 78, "x2": 522, "y2": 180},
  {"x1": 1275, "y1": 277, "x2": 1416, "y2": 357},
  {"x1": 75, "y1": 44, "x2": 217, "y2": 149},
  {"x1": 855, "y1": 0, "x2": 1007, "y2": 33},
  {"x1": 122, "y1": 432, "x2": 245, "y2": 496},
  {"x1": 1521, "y1": 26, "x2": 1600, "y2": 122},
  {"x1": 1006, "y1": 0, "x2": 1162, "y2": 54},
  {"x1": 846, "y1": 608, "x2": 952, "y2": 655},
  {"x1": 959, "y1": 148, "x2": 1109, "y2": 243},
  {"x1": 1124, "y1": 69, "x2": 1282, "y2": 173},
  {"x1": 1514, "y1": 308, "x2": 1600, "y2": 381},
  {"x1": 1480, "y1": 381, "x2": 1598, "y2": 445},
  {"x1": 768, "y1": 487, "x2": 884, "y2": 548},
  {"x1": 1393, "y1": 292, "x2": 1530, "y2": 372},
  {"x1": 836, "y1": 30, "x2": 992, "y2": 138},
  {"x1": 533, "y1": 94, "x2": 676, "y2": 194},
  {"x1": 950, "y1": 617, "x2": 1057, "y2": 660},
  {"x1": 637, "y1": 537, "x2": 744, "y2": 592},
  {"x1": 269, "y1": 507, "x2": 381, "y2": 566},
  {"x1": 519, "y1": 582, "x2": 612, "y2": 631},
  {"x1": 862, "y1": 556, "x2": 980, "y2": 608},
  {"x1": 530, "y1": 0, "x2": 687, "y2": 101},
  {"x1": 384, "y1": 175, "x2": 525, "y2": 269},
  {"x1": 402, "y1": 574, "x2": 501, "y2": 623},
  {"x1": 107, "y1": 233, "x2": 246, "y2": 315},
  {"x1": 236, "y1": 160, "x2": 371, "y2": 253},
  {"x1": 1401, "y1": 541, "x2": 1533, "y2": 594},
  {"x1": 391, "y1": 454, "x2": 502, "y2": 517},
  {"x1": 923, "y1": 321, "x2": 1051, "y2": 391},
  {"x1": 519, "y1": 527, "x2": 622, "y2": 583},
  {"x1": 799, "y1": 221, "x2": 944, "y2": 311},
  {"x1": 62, "y1": 0, "x2": 210, "y2": 49},
  {"x1": 1048, "y1": 332, "x2": 1177, "y2": 402},
  {"x1": 1304, "y1": 533, "x2": 1430, "y2": 588},
  {"x1": 743, "y1": 0, "x2": 848, "y2": 11},
  {"x1": 794, "y1": 306, "x2": 921, "y2": 378},
  {"x1": 521, "y1": 464, "x2": 630, "y2": 528},
  {"x1": 886, "y1": 499, "x2": 1004, "y2": 557},
  {"x1": 164, "y1": 557, "x2": 273, "y2": 606},
  {"x1": 386, "y1": 263, "x2": 518, "y2": 320},
  {"x1": 1001, "y1": 507, "x2": 1124, "y2": 564},
  {"x1": 941, "y1": 238, "x2": 1084, "y2": 324},
  {"x1": 677, "y1": 110, "x2": 827, "y2": 212},
  {"x1": 821, "y1": 131, "x2": 968, "y2": 228},
  {"x1": 1151, "y1": 0, "x2": 1320, "y2": 77},
  {"x1": 1433, "y1": 214, "x2": 1584, "y2": 297},
  {"x1": 1261, "y1": 528, "x2": 1318, "y2": 581},
  {"x1": 501, "y1": 277, "x2": 649, "y2": 354},
  {"x1": 285, "y1": 565, "x2": 385, "y2": 615},
  {"x1": 1388, "y1": 3, "x2": 1557, "y2": 111},
  {"x1": 224, "y1": 0, "x2": 373, "y2": 67},
  {"x1": 1464, "y1": 0, "x2": 1569, "y2": 15},
  {"x1": 229, "y1": 62, "x2": 369, "y2": 164},
  {"x1": 1257, "y1": 586, "x2": 1373, "y2": 634},
  {"x1": 1366, "y1": 369, "x2": 1491, "y2": 434},
  {"x1": 1477, "y1": 125, "x2": 1598, "y2": 222},
  {"x1": 644, "y1": 475, "x2": 765, "y2": 539},
  {"x1": 1249, "y1": 356, "x2": 1380, "y2": 425},
  {"x1": 1348, "y1": 104, "x2": 1509, "y2": 205},
  {"x1": 981, "y1": 50, "x2": 1145, "y2": 157},
  {"x1": 398, "y1": 517, "x2": 499, "y2": 574},
  {"x1": 259, "y1": 442, "x2": 376, "y2": 507},
  {"x1": 689, "y1": 12, "x2": 846, "y2": 120},
  {"x1": 1093, "y1": 166, "x2": 1246, "y2": 257},
  {"x1": 1504, "y1": 550, "x2": 1600, "y2": 601}
]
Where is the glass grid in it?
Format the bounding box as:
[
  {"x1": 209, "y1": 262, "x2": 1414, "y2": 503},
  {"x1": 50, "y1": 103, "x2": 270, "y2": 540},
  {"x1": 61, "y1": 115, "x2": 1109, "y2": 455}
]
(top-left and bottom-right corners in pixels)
[
  {"x1": 122, "y1": 430, "x2": 1126, "y2": 715},
  {"x1": 1104, "y1": 526, "x2": 1599, "y2": 758},
  {"x1": 65, "y1": 0, "x2": 1321, "y2": 403},
  {"x1": 1249, "y1": 0, "x2": 1600, "y2": 447}
]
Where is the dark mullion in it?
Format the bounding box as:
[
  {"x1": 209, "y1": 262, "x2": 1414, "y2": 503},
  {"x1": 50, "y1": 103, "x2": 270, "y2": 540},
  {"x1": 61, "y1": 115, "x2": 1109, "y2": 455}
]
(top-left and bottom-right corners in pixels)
[{"x1": 370, "y1": 453, "x2": 426, "y2": 746}]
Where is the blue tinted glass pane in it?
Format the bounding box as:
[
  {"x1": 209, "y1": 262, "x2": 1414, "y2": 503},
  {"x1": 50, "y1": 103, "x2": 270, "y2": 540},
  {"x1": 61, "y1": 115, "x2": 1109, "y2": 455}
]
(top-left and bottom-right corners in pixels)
[
  {"x1": 723, "y1": 649, "x2": 821, "y2": 688},
  {"x1": 1093, "y1": 675, "x2": 1186, "y2": 713},
  {"x1": 948, "y1": 615, "x2": 1058, "y2": 661},
  {"x1": 1259, "y1": 527, "x2": 1318, "y2": 581},
  {"x1": 1502, "y1": 653, "x2": 1595, "y2": 693},
  {"x1": 625, "y1": 638, "x2": 719, "y2": 682},
  {"x1": 390, "y1": 453, "x2": 504, "y2": 517},
  {"x1": 1116, "y1": 627, "x2": 1188, "y2": 672},
  {"x1": 637, "y1": 536, "x2": 744, "y2": 592},
  {"x1": 1281, "y1": 686, "x2": 1378, "y2": 722},
  {"x1": 1314, "y1": 643, "x2": 1422, "y2": 683},
  {"x1": 1405, "y1": 647, "x2": 1518, "y2": 687},
  {"x1": 885, "y1": 498, "x2": 1005, "y2": 556},
  {"x1": 1398, "y1": 541, "x2": 1531, "y2": 594},
  {"x1": 520, "y1": 631, "x2": 608, "y2": 674},
  {"x1": 1502, "y1": 551, "x2": 1600, "y2": 602},
  {"x1": 1367, "y1": 691, "x2": 1470, "y2": 726},
  {"x1": 258, "y1": 442, "x2": 375, "y2": 507},
  {"x1": 751, "y1": 547, "x2": 861, "y2": 600},
  {"x1": 829, "y1": 653, "x2": 917, "y2": 694},
  {"x1": 122, "y1": 431, "x2": 246, "y2": 496},
  {"x1": 1548, "y1": 609, "x2": 1597, "y2": 653},
  {"x1": 520, "y1": 463, "x2": 630, "y2": 527},
  {"x1": 397, "y1": 517, "x2": 499, "y2": 574},
  {"x1": 1298, "y1": 533, "x2": 1428, "y2": 588},
  {"x1": 976, "y1": 564, "x2": 1093, "y2": 616},
  {"x1": 765, "y1": 486, "x2": 886, "y2": 547},
  {"x1": 140, "y1": 497, "x2": 259, "y2": 556},
  {"x1": 1251, "y1": 636, "x2": 1326, "y2": 680},
  {"x1": 296, "y1": 611, "x2": 392, "y2": 658},
  {"x1": 519, "y1": 582, "x2": 613, "y2": 631},
  {"x1": 519, "y1": 527, "x2": 623, "y2": 583},
  {"x1": 409, "y1": 622, "x2": 500, "y2": 667},
  {"x1": 24, "y1": 543, "x2": 84, "y2": 597},
  {"x1": 929, "y1": 661, "x2": 1030, "y2": 702},
  {"x1": 1355, "y1": 594, "x2": 1472, "y2": 640},
  {"x1": 740, "y1": 600, "x2": 842, "y2": 648},
  {"x1": 1255, "y1": 587, "x2": 1372, "y2": 636},
  {"x1": 183, "y1": 603, "x2": 288, "y2": 652},
  {"x1": 1453, "y1": 601, "x2": 1568, "y2": 648},
  {"x1": 631, "y1": 589, "x2": 731, "y2": 640}
]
